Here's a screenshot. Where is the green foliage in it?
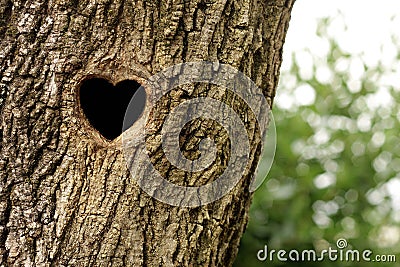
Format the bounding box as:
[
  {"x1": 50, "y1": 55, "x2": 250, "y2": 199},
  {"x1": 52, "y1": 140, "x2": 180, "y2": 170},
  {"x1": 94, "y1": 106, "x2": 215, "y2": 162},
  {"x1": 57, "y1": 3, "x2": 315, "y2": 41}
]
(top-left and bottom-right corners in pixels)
[{"x1": 235, "y1": 17, "x2": 400, "y2": 267}]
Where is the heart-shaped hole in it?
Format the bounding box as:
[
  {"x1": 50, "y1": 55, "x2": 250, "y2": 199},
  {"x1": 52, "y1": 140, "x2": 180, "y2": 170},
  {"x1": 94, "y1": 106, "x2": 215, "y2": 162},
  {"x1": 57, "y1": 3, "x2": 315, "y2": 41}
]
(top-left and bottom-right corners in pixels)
[{"x1": 79, "y1": 78, "x2": 146, "y2": 140}]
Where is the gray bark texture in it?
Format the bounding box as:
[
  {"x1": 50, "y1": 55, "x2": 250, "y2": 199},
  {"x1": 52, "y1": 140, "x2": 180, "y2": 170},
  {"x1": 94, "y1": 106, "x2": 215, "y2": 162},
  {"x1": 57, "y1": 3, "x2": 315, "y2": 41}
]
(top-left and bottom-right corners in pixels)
[{"x1": 0, "y1": 0, "x2": 295, "y2": 266}]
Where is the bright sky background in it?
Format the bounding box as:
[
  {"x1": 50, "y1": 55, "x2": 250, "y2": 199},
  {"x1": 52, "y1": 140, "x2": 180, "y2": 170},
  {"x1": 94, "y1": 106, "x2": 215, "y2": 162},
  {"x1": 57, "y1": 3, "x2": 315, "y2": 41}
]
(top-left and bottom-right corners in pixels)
[
  {"x1": 283, "y1": 0, "x2": 400, "y2": 64},
  {"x1": 276, "y1": 0, "x2": 400, "y2": 116},
  {"x1": 277, "y1": 0, "x2": 400, "y2": 114},
  {"x1": 280, "y1": 0, "x2": 400, "y2": 94}
]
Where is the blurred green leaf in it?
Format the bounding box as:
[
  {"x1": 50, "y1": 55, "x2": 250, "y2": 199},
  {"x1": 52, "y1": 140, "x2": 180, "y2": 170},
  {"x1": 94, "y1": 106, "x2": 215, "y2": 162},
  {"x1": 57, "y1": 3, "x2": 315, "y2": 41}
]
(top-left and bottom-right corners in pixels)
[{"x1": 235, "y1": 15, "x2": 400, "y2": 267}]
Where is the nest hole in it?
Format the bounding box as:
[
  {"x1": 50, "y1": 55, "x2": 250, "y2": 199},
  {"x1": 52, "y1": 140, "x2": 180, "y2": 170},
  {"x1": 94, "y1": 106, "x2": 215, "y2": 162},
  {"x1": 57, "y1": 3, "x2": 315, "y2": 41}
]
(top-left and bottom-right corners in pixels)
[{"x1": 79, "y1": 78, "x2": 146, "y2": 140}]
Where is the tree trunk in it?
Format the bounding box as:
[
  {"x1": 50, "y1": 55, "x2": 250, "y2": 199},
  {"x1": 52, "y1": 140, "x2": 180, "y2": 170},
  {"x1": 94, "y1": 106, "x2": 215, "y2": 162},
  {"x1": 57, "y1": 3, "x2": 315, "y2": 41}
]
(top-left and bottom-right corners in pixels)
[{"x1": 0, "y1": 0, "x2": 295, "y2": 266}]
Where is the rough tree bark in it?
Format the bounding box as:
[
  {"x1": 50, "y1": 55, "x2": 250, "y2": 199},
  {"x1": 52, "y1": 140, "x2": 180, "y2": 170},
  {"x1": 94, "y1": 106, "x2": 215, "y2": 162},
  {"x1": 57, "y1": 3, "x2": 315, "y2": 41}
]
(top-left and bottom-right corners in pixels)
[{"x1": 0, "y1": 0, "x2": 295, "y2": 266}]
